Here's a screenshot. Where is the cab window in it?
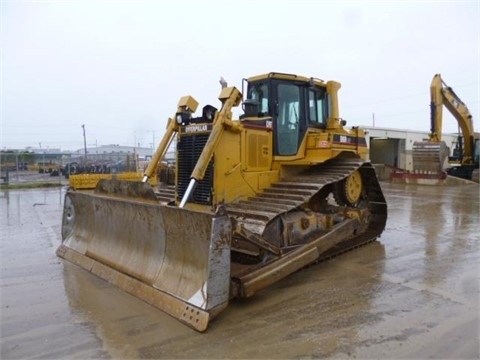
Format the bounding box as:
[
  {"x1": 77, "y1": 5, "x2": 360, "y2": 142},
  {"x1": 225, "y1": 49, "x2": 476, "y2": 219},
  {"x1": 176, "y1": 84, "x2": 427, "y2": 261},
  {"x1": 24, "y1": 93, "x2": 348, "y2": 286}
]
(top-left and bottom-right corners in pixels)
[
  {"x1": 247, "y1": 83, "x2": 269, "y2": 115},
  {"x1": 308, "y1": 87, "x2": 328, "y2": 126},
  {"x1": 277, "y1": 83, "x2": 301, "y2": 155}
]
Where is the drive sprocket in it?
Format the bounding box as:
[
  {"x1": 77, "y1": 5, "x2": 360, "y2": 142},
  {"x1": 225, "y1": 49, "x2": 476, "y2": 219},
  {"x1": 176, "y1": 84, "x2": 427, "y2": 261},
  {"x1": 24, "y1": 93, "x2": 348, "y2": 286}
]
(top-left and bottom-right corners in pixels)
[{"x1": 333, "y1": 170, "x2": 363, "y2": 206}]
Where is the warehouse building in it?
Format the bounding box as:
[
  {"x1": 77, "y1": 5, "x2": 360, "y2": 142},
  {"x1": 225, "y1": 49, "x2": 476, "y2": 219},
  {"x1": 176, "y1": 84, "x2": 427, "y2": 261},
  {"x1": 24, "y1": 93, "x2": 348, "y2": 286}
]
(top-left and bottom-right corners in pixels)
[{"x1": 364, "y1": 126, "x2": 458, "y2": 171}]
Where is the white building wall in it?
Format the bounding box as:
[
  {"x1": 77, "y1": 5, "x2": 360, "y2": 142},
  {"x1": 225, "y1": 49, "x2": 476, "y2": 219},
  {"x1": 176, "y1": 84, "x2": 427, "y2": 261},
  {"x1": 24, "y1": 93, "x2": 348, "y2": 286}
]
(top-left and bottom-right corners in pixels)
[{"x1": 362, "y1": 126, "x2": 459, "y2": 171}]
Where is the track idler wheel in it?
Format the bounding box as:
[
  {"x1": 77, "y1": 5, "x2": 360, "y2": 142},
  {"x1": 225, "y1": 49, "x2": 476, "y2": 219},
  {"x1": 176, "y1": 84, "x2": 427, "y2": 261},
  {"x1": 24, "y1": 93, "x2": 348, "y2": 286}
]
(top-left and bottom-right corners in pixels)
[{"x1": 334, "y1": 170, "x2": 363, "y2": 206}]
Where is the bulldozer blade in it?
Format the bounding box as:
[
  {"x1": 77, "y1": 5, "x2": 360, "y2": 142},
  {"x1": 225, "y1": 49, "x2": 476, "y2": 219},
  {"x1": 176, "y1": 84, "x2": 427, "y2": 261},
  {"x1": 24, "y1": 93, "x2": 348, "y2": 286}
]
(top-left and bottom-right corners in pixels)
[{"x1": 57, "y1": 188, "x2": 232, "y2": 332}]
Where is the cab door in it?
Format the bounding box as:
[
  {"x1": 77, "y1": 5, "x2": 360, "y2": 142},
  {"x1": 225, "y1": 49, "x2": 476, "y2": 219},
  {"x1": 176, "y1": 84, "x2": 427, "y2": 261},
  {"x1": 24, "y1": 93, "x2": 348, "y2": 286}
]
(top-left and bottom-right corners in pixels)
[{"x1": 274, "y1": 82, "x2": 304, "y2": 156}]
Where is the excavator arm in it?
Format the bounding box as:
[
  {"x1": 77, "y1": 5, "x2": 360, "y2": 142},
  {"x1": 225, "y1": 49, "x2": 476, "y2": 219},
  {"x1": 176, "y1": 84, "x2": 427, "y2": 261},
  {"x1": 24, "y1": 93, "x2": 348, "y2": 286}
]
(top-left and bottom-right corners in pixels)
[
  {"x1": 413, "y1": 74, "x2": 476, "y2": 173},
  {"x1": 430, "y1": 74, "x2": 475, "y2": 163}
]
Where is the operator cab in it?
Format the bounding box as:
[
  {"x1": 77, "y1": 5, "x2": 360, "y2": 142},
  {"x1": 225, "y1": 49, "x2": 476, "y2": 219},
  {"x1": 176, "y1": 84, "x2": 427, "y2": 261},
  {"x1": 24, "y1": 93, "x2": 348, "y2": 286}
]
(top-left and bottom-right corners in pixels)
[{"x1": 242, "y1": 73, "x2": 330, "y2": 156}]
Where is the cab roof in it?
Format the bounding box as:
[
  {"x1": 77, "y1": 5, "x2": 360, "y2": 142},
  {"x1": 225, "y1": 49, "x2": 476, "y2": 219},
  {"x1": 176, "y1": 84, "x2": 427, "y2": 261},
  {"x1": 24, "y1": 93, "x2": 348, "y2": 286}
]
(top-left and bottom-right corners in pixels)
[{"x1": 247, "y1": 72, "x2": 327, "y2": 87}]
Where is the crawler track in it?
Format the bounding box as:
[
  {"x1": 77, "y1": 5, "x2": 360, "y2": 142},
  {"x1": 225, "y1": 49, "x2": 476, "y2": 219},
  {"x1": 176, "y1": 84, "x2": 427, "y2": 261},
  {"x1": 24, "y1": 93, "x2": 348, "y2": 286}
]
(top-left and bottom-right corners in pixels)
[
  {"x1": 226, "y1": 157, "x2": 387, "y2": 293},
  {"x1": 228, "y1": 157, "x2": 386, "y2": 241}
]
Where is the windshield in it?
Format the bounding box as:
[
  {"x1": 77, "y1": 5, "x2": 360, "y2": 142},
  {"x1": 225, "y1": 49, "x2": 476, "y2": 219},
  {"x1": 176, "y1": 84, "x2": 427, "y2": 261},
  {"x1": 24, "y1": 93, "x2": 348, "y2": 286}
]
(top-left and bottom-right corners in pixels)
[{"x1": 247, "y1": 83, "x2": 269, "y2": 115}]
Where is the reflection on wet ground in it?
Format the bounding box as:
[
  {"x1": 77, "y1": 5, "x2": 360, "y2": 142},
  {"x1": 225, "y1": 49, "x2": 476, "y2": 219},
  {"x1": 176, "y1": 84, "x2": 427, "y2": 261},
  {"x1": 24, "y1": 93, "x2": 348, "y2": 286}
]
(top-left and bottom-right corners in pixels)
[{"x1": 1, "y1": 183, "x2": 479, "y2": 359}]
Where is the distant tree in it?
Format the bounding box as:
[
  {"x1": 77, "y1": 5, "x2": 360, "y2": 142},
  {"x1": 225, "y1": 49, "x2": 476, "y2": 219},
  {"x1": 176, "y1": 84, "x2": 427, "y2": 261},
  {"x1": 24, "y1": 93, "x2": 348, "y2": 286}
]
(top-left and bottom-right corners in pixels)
[
  {"x1": 0, "y1": 150, "x2": 35, "y2": 168},
  {"x1": 18, "y1": 151, "x2": 34, "y2": 165}
]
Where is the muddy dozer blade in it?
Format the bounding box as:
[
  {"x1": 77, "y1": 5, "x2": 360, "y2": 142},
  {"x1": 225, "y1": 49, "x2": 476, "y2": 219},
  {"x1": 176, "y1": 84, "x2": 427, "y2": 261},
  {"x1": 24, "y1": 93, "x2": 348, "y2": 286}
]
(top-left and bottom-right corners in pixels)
[
  {"x1": 57, "y1": 183, "x2": 231, "y2": 332},
  {"x1": 412, "y1": 141, "x2": 449, "y2": 172}
]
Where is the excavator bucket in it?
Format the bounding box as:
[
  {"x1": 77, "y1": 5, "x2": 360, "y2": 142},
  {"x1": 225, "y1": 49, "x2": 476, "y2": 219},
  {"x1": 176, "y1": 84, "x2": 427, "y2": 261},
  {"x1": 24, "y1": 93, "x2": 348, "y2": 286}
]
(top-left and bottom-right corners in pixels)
[
  {"x1": 56, "y1": 180, "x2": 232, "y2": 332},
  {"x1": 412, "y1": 140, "x2": 449, "y2": 172}
]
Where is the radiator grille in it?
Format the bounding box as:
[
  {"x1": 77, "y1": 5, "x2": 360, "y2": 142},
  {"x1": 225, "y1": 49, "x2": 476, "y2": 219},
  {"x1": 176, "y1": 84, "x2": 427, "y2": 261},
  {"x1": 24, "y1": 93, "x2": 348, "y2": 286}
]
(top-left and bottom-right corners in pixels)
[{"x1": 177, "y1": 133, "x2": 213, "y2": 205}]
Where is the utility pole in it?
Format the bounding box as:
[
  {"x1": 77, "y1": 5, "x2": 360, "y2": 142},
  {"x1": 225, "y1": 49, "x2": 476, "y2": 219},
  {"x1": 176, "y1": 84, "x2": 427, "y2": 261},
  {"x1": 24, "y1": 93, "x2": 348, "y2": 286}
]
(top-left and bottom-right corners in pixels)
[
  {"x1": 15, "y1": 151, "x2": 19, "y2": 181},
  {"x1": 152, "y1": 131, "x2": 155, "y2": 156},
  {"x1": 82, "y1": 124, "x2": 87, "y2": 164}
]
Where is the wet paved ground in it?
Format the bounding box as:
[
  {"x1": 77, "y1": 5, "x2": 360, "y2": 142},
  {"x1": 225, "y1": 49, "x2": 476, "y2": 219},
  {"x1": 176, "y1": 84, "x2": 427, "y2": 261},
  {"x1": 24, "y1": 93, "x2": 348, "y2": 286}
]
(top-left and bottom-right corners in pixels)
[{"x1": 1, "y1": 182, "x2": 479, "y2": 359}]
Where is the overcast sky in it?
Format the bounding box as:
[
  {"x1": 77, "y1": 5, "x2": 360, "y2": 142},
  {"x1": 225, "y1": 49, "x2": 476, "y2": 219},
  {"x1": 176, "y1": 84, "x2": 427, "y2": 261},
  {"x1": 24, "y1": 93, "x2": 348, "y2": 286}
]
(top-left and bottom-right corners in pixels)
[{"x1": 1, "y1": 0, "x2": 479, "y2": 151}]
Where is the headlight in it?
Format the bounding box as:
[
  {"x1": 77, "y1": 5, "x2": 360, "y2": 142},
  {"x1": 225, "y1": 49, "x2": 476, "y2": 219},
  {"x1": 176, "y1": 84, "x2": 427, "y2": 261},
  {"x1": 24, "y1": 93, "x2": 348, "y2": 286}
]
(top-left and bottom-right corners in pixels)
[
  {"x1": 205, "y1": 109, "x2": 214, "y2": 121},
  {"x1": 202, "y1": 105, "x2": 217, "y2": 122},
  {"x1": 176, "y1": 114, "x2": 183, "y2": 124}
]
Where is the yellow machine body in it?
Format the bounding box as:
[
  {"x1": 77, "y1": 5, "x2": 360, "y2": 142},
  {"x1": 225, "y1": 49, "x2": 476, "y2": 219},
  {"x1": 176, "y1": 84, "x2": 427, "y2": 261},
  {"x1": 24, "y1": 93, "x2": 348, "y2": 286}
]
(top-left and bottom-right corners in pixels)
[
  {"x1": 57, "y1": 72, "x2": 387, "y2": 331},
  {"x1": 412, "y1": 74, "x2": 479, "y2": 179}
]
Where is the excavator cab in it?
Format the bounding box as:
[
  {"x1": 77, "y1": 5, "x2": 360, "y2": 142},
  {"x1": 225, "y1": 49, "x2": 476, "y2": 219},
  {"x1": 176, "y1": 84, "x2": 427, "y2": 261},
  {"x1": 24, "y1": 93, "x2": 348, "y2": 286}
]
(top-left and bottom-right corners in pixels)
[{"x1": 57, "y1": 72, "x2": 387, "y2": 332}]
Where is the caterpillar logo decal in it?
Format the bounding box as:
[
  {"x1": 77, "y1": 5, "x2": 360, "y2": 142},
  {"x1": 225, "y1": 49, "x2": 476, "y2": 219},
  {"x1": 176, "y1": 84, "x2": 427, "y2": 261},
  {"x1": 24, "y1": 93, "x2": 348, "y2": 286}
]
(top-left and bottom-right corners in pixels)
[
  {"x1": 333, "y1": 134, "x2": 367, "y2": 147},
  {"x1": 182, "y1": 124, "x2": 213, "y2": 133}
]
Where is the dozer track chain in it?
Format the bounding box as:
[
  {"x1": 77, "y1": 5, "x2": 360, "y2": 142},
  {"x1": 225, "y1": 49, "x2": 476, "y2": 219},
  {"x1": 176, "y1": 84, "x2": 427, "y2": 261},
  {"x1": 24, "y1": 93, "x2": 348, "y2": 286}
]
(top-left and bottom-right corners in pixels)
[{"x1": 226, "y1": 157, "x2": 386, "y2": 241}]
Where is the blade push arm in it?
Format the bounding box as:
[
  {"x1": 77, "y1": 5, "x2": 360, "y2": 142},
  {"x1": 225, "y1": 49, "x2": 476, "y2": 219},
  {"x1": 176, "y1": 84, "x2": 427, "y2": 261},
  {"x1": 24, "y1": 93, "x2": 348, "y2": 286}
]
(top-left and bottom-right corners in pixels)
[
  {"x1": 143, "y1": 96, "x2": 199, "y2": 182},
  {"x1": 180, "y1": 87, "x2": 242, "y2": 207}
]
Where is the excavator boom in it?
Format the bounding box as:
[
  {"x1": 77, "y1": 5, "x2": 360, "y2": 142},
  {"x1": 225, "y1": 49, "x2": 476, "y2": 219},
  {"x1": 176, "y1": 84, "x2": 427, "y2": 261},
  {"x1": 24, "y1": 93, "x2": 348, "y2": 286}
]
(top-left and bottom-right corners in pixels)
[{"x1": 413, "y1": 74, "x2": 478, "y2": 176}]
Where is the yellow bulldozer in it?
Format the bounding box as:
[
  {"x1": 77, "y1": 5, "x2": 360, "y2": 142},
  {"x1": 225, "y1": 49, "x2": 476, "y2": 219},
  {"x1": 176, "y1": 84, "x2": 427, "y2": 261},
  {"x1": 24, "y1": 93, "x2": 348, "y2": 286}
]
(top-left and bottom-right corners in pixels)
[{"x1": 57, "y1": 72, "x2": 387, "y2": 331}]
